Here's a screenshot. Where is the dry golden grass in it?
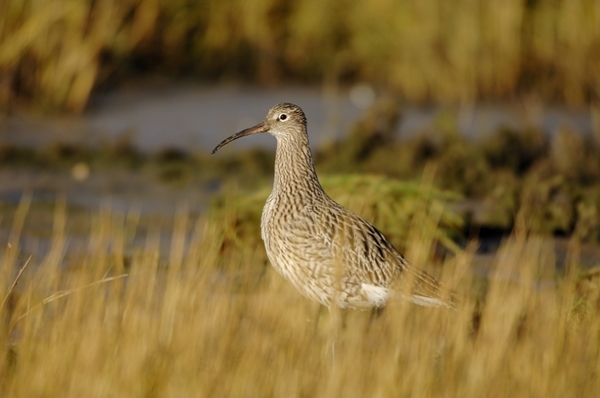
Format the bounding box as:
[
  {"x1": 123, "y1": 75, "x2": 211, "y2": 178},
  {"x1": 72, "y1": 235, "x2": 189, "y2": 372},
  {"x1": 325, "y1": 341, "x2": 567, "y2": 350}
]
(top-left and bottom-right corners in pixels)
[
  {"x1": 1, "y1": 0, "x2": 599, "y2": 110},
  {"x1": 1, "y1": 194, "x2": 599, "y2": 397}
]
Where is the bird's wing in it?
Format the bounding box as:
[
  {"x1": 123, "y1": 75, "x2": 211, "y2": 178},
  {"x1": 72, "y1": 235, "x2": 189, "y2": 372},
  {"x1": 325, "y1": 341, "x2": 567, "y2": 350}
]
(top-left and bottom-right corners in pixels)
[{"x1": 320, "y1": 202, "x2": 456, "y2": 308}]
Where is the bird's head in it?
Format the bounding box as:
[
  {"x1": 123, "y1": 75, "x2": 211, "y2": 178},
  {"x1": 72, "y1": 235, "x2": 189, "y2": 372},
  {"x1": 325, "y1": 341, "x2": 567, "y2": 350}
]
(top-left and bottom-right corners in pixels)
[{"x1": 211, "y1": 103, "x2": 307, "y2": 154}]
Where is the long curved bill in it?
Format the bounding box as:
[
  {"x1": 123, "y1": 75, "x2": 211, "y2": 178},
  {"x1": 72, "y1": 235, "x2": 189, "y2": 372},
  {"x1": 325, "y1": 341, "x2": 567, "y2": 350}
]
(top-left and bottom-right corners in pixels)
[{"x1": 211, "y1": 122, "x2": 269, "y2": 154}]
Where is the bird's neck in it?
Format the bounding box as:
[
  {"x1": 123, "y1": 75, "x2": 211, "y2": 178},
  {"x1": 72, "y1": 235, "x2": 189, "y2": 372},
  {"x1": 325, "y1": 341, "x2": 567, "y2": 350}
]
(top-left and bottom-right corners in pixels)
[{"x1": 273, "y1": 134, "x2": 323, "y2": 199}]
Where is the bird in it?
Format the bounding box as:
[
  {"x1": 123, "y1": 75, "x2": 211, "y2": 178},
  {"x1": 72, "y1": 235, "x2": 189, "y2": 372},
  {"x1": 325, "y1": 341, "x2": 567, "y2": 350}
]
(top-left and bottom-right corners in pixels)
[{"x1": 212, "y1": 103, "x2": 455, "y2": 310}]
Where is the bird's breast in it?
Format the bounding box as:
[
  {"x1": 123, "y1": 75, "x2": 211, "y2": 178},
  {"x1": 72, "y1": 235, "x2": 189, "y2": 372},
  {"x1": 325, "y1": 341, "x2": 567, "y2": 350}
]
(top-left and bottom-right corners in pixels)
[{"x1": 260, "y1": 192, "x2": 277, "y2": 245}]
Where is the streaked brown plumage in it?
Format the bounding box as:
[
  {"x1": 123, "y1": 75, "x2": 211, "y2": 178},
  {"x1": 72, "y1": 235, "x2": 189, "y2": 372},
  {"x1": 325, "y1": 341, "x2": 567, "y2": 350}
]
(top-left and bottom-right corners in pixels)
[{"x1": 212, "y1": 103, "x2": 454, "y2": 309}]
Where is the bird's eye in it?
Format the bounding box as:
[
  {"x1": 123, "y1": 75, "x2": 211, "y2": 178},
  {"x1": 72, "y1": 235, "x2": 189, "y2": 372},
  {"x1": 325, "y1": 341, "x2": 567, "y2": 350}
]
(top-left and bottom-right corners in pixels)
[{"x1": 279, "y1": 114, "x2": 288, "y2": 121}]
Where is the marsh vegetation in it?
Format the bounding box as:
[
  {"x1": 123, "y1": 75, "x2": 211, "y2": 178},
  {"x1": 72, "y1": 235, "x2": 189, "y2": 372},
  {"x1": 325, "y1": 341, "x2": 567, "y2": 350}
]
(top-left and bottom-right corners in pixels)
[{"x1": 1, "y1": 192, "x2": 599, "y2": 396}]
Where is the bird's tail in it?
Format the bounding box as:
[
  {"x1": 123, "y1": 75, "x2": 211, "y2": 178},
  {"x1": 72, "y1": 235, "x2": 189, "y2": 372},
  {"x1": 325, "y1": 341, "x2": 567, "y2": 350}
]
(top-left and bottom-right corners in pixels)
[{"x1": 404, "y1": 267, "x2": 459, "y2": 310}]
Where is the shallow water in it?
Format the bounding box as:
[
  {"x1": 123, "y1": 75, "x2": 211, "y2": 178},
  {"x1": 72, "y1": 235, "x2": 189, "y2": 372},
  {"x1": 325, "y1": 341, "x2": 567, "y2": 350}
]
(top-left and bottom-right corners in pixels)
[{"x1": 3, "y1": 84, "x2": 595, "y2": 152}]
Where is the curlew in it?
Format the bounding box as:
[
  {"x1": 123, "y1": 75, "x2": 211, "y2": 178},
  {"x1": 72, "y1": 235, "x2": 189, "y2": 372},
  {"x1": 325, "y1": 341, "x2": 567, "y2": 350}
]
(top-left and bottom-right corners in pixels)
[{"x1": 212, "y1": 103, "x2": 454, "y2": 310}]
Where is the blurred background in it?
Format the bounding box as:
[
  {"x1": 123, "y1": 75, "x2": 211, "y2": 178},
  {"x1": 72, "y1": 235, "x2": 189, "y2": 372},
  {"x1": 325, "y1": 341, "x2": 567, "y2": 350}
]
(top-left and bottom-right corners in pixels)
[
  {"x1": 1, "y1": 0, "x2": 600, "y2": 262},
  {"x1": 2, "y1": 0, "x2": 600, "y2": 110}
]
